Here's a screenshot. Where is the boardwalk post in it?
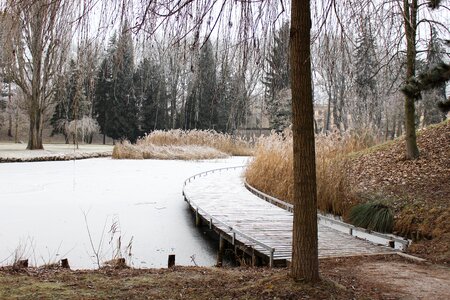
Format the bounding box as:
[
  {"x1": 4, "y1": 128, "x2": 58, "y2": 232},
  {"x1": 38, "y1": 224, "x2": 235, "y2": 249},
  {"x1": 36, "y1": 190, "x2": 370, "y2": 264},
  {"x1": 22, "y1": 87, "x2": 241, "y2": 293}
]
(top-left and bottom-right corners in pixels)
[
  {"x1": 195, "y1": 208, "x2": 202, "y2": 227},
  {"x1": 269, "y1": 249, "x2": 274, "y2": 268},
  {"x1": 168, "y1": 254, "x2": 175, "y2": 268},
  {"x1": 217, "y1": 234, "x2": 225, "y2": 267},
  {"x1": 60, "y1": 258, "x2": 70, "y2": 269},
  {"x1": 251, "y1": 249, "x2": 256, "y2": 267}
]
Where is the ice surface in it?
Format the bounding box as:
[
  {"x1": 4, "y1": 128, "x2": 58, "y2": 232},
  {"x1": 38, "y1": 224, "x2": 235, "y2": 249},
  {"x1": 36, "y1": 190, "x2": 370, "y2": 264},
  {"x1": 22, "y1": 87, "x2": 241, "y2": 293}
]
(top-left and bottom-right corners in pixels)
[{"x1": 0, "y1": 157, "x2": 248, "y2": 269}]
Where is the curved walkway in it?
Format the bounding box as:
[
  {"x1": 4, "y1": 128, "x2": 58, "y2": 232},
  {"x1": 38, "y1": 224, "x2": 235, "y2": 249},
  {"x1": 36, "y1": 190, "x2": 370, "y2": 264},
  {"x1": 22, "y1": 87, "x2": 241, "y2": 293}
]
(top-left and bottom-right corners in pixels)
[{"x1": 183, "y1": 167, "x2": 395, "y2": 266}]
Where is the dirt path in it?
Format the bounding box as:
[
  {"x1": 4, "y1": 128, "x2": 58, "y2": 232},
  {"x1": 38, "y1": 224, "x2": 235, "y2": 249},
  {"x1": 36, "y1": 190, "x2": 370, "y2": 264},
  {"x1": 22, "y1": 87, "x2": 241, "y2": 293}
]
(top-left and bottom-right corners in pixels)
[
  {"x1": 323, "y1": 255, "x2": 450, "y2": 300},
  {"x1": 356, "y1": 261, "x2": 450, "y2": 299}
]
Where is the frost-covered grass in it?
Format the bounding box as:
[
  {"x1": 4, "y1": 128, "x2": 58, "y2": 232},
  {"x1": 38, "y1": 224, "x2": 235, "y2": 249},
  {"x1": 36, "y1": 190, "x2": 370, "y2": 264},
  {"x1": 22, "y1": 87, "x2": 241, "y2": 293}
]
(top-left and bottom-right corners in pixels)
[
  {"x1": 113, "y1": 129, "x2": 254, "y2": 160},
  {"x1": 112, "y1": 141, "x2": 228, "y2": 160},
  {"x1": 245, "y1": 128, "x2": 377, "y2": 216}
]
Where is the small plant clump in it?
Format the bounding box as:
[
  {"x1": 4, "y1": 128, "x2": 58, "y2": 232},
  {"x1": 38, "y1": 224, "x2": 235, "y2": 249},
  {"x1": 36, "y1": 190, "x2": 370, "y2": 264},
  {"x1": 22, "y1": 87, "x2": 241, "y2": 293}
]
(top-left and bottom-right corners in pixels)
[
  {"x1": 347, "y1": 203, "x2": 394, "y2": 233},
  {"x1": 113, "y1": 129, "x2": 254, "y2": 160}
]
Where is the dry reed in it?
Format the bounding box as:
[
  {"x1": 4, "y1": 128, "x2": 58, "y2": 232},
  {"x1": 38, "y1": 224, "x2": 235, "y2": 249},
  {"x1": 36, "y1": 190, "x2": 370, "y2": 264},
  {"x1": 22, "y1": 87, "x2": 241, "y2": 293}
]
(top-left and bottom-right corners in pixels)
[
  {"x1": 245, "y1": 128, "x2": 377, "y2": 216},
  {"x1": 113, "y1": 129, "x2": 254, "y2": 160}
]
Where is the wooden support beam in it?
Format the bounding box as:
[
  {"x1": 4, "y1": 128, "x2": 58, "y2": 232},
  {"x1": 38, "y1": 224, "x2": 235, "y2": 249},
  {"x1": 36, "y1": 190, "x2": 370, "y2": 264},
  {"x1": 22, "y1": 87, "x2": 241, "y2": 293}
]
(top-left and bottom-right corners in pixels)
[
  {"x1": 168, "y1": 254, "x2": 175, "y2": 268},
  {"x1": 217, "y1": 235, "x2": 225, "y2": 267},
  {"x1": 61, "y1": 258, "x2": 70, "y2": 269},
  {"x1": 195, "y1": 208, "x2": 202, "y2": 227}
]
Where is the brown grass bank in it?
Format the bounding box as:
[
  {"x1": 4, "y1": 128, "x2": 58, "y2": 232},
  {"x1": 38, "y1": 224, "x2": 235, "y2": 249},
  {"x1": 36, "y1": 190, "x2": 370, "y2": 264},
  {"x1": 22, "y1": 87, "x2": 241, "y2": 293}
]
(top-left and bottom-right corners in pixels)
[{"x1": 245, "y1": 121, "x2": 450, "y2": 263}]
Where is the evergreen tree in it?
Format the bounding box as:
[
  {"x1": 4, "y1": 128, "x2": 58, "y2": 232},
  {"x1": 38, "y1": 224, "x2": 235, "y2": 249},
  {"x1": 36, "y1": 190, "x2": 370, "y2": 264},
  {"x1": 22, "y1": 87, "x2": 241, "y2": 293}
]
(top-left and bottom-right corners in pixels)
[
  {"x1": 50, "y1": 72, "x2": 71, "y2": 142},
  {"x1": 215, "y1": 60, "x2": 232, "y2": 132},
  {"x1": 263, "y1": 22, "x2": 290, "y2": 130},
  {"x1": 94, "y1": 26, "x2": 139, "y2": 143},
  {"x1": 422, "y1": 27, "x2": 447, "y2": 125},
  {"x1": 109, "y1": 23, "x2": 139, "y2": 142},
  {"x1": 184, "y1": 41, "x2": 217, "y2": 130},
  {"x1": 135, "y1": 58, "x2": 168, "y2": 133},
  {"x1": 94, "y1": 34, "x2": 116, "y2": 144},
  {"x1": 51, "y1": 59, "x2": 88, "y2": 143},
  {"x1": 353, "y1": 17, "x2": 380, "y2": 129},
  {"x1": 216, "y1": 63, "x2": 248, "y2": 133}
]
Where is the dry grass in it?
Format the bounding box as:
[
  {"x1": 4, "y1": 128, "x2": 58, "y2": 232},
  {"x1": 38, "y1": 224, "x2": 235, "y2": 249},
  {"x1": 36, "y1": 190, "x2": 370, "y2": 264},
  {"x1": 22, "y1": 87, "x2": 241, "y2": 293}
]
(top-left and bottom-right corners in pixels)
[
  {"x1": 112, "y1": 141, "x2": 229, "y2": 160},
  {"x1": 1, "y1": 255, "x2": 448, "y2": 299},
  {"x1": 113, "y1": 130, "x2": 254, "y2": 160},
  {"x1": 245, "y1": 128, "x2": 378, "y2": 216}
]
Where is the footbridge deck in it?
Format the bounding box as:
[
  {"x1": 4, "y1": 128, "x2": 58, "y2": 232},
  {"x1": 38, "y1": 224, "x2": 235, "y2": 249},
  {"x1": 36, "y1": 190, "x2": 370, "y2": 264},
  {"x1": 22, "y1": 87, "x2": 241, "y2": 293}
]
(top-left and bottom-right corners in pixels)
[{"x1": 183, "y1": 166, "x2": 397, "y2": 267}]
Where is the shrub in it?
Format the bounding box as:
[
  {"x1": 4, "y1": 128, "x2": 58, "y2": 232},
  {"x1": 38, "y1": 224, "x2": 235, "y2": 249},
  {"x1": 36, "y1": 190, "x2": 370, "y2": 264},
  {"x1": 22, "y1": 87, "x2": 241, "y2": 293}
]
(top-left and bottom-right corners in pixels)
[{"x1": 347, "y1": 203, "x2": 394, "y2": 233}]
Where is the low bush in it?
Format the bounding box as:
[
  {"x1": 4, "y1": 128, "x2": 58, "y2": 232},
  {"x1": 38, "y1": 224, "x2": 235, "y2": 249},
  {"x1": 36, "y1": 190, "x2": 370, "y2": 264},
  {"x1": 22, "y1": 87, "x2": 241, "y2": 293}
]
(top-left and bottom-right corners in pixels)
[{"x1": 347, "y1": 203, "x2": 394, "y2": 233}]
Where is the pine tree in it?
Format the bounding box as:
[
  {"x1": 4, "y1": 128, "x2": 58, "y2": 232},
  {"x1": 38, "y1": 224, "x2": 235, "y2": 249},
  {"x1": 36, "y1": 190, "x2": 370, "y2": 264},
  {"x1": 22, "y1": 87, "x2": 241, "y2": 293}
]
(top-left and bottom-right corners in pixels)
[
  {"x1": 422, "y1": 27, "x2": 447, "y2": 125},
  {"x1": 184, "y1": 41, "x2": 217, "y2": 130},
  {"x1": 215, "y1": 60, "x2": 248, "y2": 133},
  {"x1": 263, "y1": 22, "x2": 290, "y2": 130},
  {"x1": 51, "y1": 59, "x2": 88, "y2": 143},
  {"x1": 353, "y1": 17, "x2": 380, "y2": 129},
  {"x1": 94, "y1": 34, "x2": 116, "y2": 144},
  {"x1": 50, "y1": 71, "x2": 71, "y2": 143},
  {"x1": 135, "y1": 58, "x2": 168, "y2": 133},
  {"x1": 94, "y1": 26, "x2": 140, "y2": 143},
  {"x1": 108, "y1": 23, "x2": 139, "y2": 142}
]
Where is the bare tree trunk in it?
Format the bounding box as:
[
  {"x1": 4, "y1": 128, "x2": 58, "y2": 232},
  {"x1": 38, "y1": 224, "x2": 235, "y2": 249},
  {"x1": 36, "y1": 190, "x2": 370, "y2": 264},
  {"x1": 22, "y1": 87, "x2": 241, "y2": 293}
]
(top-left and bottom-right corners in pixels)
[
  {"x1": 325, "y1": 94, "x2": 331, "y2": 132},
  {"x1": 403, "y1": 0, "x2": 419, "y2": 159},
  {"x1": 14, "y1": 109, "x2": 19, "y2": 143},
  {"x1": 290, "y1": 0, "x2": 320, "y2": 282},
  {"x1": 7, "y1": 83, "x2": 12, "y2": 138},
  {"x1": 391, "y1": 114, "x2": 396, "y2": 139},
  {"x1": 27, "y1": 104, "x2": 44, "y2": 150}
]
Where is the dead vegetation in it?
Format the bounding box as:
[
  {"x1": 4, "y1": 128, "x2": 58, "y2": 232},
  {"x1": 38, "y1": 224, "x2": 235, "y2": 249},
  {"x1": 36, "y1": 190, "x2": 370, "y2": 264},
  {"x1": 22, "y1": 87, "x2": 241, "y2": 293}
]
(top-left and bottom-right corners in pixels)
[
  {"x1": 113, "y1": 130, "x2": 254, "y2": 160},
  {"x1": 245, "y1": 128, "x2": 377, "y2": 216},
  {"x1": 1, "y1": 255, "x2": 448, "y2": 299},
  {"x1": 245, "y1": 121, "x2": 449, "y2": 263}
]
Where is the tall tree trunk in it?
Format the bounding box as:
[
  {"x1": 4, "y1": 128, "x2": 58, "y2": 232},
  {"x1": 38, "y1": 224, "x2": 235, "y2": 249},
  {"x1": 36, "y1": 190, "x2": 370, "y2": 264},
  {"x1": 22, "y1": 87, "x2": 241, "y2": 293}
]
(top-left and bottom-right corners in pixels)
[
  {"x1": 7, "y1": 83, "x2": 13, "y2": 138},
  {"x1": 325, "y1": 93, "x2": 331, "y2": 132},
  {"x1": 14, "y1": 109, "x2": 19, "y2": 143},
  {"x1": 290, "y1": 0, "x2": 320, "y2": 282},
  {"x1": 403, "y1": 0, "x2": 419, "y2": 159},
  {"x1": 27, "y1": 103, "x2": 44, "y2": 150},
  {"x1": 391, "y1": 114, "x2": 396, "y2": 139},
  {"x1": 27, "y1": 4, "x2": 44, "y2": 150}
]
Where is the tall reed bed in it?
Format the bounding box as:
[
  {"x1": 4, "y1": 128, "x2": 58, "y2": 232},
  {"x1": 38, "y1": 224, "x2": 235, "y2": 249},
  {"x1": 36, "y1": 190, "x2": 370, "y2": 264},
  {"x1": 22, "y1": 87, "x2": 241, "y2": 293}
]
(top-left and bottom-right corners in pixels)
[
  {"x1": 113, "y1": 129, "x2": 254, "y2": 160},
  {"x1": 245, "y1": 129, "x2": 377, "y2": 216}
]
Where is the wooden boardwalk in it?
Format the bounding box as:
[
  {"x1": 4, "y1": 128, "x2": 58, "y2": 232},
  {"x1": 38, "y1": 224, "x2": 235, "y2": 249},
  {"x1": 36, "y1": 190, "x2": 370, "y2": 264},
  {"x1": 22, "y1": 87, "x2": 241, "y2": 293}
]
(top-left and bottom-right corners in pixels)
[{"x1": 183, "y1": 167, "x2": 394, "y2": 267}]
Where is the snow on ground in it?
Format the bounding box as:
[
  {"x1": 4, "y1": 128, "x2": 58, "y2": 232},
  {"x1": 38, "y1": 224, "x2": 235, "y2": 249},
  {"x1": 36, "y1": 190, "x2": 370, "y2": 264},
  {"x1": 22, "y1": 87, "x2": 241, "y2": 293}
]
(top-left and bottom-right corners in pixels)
[
  {"x1": 0, "y1": 157, "x2": 248, "y2": 269},
  {"x1": 0, "y1": 143, "x2": 113, "y2": 162}
]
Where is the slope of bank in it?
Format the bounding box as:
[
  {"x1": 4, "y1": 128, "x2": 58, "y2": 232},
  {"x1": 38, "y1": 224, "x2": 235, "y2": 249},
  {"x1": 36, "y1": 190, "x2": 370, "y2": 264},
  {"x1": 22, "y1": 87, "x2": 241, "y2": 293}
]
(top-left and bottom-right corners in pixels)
[{"x1": 348, "y1": 120, "x2": 449, "y2": 263}]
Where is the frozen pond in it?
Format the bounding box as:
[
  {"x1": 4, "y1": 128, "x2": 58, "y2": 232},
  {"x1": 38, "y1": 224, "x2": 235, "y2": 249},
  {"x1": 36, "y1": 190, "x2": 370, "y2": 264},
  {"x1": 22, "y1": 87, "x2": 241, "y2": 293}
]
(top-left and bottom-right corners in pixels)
[{"x1": 0, "y1": 157, "x2": 248, "y2": 269}]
